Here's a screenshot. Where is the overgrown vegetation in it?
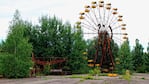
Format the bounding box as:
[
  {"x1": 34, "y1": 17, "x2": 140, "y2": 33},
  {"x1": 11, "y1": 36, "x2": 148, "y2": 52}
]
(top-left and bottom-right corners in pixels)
[
  {"x1": 0, "y1": 10, "x2": 88, "y2": 78},
  {"x1": 117, "y1": 40, "x2": 133, "y2": 74},
  {"x1": 0, "y1": 10, "x2": 33, "y2": 78},
  {"x1": 43, "y1": 64, "x2": 51, "y2": 75},
  {"x1": 132, "y1": 39, "x2": 149, "y2": 73},
  {"x1": 89, "y1": 67, "x2": 101, "y2": 76},
  {"x1": 0, "y1": 10, "x2": 149, "y2": 78},
  {"x1": 121, "y1": 70, "x2": 131, "y2": 84},
  {"x1": 26, "y1": 15, "x2": 88, "y2": 74}
]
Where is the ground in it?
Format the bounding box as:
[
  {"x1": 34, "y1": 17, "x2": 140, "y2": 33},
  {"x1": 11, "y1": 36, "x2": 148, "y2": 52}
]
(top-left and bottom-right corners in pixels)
[{"x1": 0, "y1": 73, "x2": 149, "y2": 84}]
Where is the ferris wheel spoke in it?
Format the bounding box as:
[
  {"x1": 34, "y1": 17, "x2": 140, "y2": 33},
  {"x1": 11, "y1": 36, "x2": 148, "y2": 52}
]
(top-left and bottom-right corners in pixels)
[
  {"x1": 108, "y1": 14, "x2": 114, "y2": 25},
  {"x1": 112, "y1": 33, "x2": 127, "y2": 35},
  {"x1": 95, "y1": 4, "x2": 102, "y2": 24},
  {"x1": 83, "y1": 32, "x2": 98, "y2": 34},
  {"x1": 84, "y1": 14, "x2": 94, "y2": 24},
  {"x1": 109, "y1": 17, "x2": 118, "y2": 26},
  {"x1": 90, "y1": 6, "x2": 100, "y2": 25},
  {"x1": 82, "y1": 20, "x2": 96, "y2": 30},
  {"x1": 110, "y1": 21, "x2": 120, "y2": 28},
  {"x1": 85, "y1": 12, "x2": 98, "y2": 26},
  {"x1": 112, "y1": 36, "x2": 123, "y2": 43},
  {"x1": 111, "y1": 25, "x2": 121, "y2": 30},
  {"x1": 82, "y1": 16, "x2": 97, "y2": 30},
  {"x1": 103, "y1": 7, "x2": 106, "y2": 25},
  {"x1": 105, "y1": 10, "x2": 112, "y2": 27},
  {"x1": 82, "y1": 26, "x2": 96, "y2": 32},
  {"x1": 97, "y1": 6, "x2": 103, "y2": 25},
  {"x1": 108, "y1": 14, "x2": 118, "y2": 26},
  {"x1": 82, "y1": 27, "x2": 97, "y2": 33},
  {"x1": 81, "y1": 22, "x2": 97, "y2": 31},
  {"x1": 103, "y1": 8, "x2": 108, "y2": 31}
]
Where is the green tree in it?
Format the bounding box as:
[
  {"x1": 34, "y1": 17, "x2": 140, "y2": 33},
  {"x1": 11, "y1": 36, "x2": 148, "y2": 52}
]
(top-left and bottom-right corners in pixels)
[
  {"x1": 111, "y1": 40, "x2": 119, "y2": 58},
  {"x1": 142, "y1": 42, "x2": 149, "y2": 72},
  {"x1": 0, "y1": 42, "x2": 2, "y2": 52},
  {"x1": 1, "y1": 10, "x2": 33, "y2": 78},
  {"x1": 26, "y1": 15, "x2": 88, "y2": 73},
  {"x1": 29, "y1": 16, "x2": 67, "y2": 58},
  {"x1": 132, "y1": 39, "x2": 144, "y2": 72},
  {"x1": 86, "y1": 38, "x2": 96, "y2": 60},
  {"x1": 146, "y1": 43, "x2": 149, "y2": 72},
  {"x1": 67, "y1": 29, "x2": 88, "y2": 73},
  {"x1": 117, "y1": 40, "x2": 133, "y2": 74}
]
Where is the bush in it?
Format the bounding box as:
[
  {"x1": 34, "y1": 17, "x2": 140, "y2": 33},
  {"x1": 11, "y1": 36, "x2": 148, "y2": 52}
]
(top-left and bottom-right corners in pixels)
[
  {"x1": 136, "y1": 65, "x2": 148, "y2": 73},
  {"x1": 122, "y1": 70, "x2": 131, "y2": 82},
  {"x1": 1, "y1": 54, "x2": 32, "y2": 78},
  {"x1": 0, "y1": 53, "x2": 4, "y2": 75},
  {"x1": 43, "y1": 64, "x2": 51, "y2": 75},
  {"x1": 89, "y1": 67, "x2": 101, "y2": 76},
  {"x1": 120, "y1": 69, "x2": 126, "y2": 75}
]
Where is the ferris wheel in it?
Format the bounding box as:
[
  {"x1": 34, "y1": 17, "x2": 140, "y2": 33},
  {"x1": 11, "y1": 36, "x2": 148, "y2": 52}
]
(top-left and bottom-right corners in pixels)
[{"x1": 76, "y1": 0, "x2": 128, "y2": 72}]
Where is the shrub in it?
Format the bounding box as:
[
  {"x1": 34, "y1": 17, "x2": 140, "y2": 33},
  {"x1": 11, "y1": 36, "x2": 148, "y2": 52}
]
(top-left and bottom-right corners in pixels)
[
  {"x1": 136, "y1": 65, "x2": 147, "y2": 73},
  {"x1": 122, "y1": 70, "x2": 131, "y2": 81},
  {"x1": 43, "y1": 64, "x2": 51, "y2": 75},
  {"x1": 89, "y1": 67, "x2": 101, "y2": 76},
  {"x1": 0, "y1": 53, "x2": 4, "y2": 75},
  {"x1": 1, "y1": 54, "x2": 32, "y2": 78}
]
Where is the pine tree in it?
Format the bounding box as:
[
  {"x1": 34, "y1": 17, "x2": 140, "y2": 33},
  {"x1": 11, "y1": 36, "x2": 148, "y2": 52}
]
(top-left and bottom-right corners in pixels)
[
  {"x1": 117, "y1": 40, "x2": 133, "y2": 74},
  {"x1": 132, "y1": 39, "x2": 144, "y2": 72},
  {"x1": 67, "y1": 28, "x2": 88, "y2": 73},
  {"x1": 2, "y1": 10, "x2": 33, "y2": 78}
]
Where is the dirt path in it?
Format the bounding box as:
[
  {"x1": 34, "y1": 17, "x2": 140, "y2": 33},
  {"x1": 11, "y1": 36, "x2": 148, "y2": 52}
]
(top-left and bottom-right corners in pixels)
[{"x1": 0, "y1": 73, "x2": 149, "y2": 84}]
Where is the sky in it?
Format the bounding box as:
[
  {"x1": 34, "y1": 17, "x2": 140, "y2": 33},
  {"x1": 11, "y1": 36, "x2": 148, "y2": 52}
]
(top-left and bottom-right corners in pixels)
[{"x1": 0, "y1": 0, "x2": 149, "y2": 51}]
